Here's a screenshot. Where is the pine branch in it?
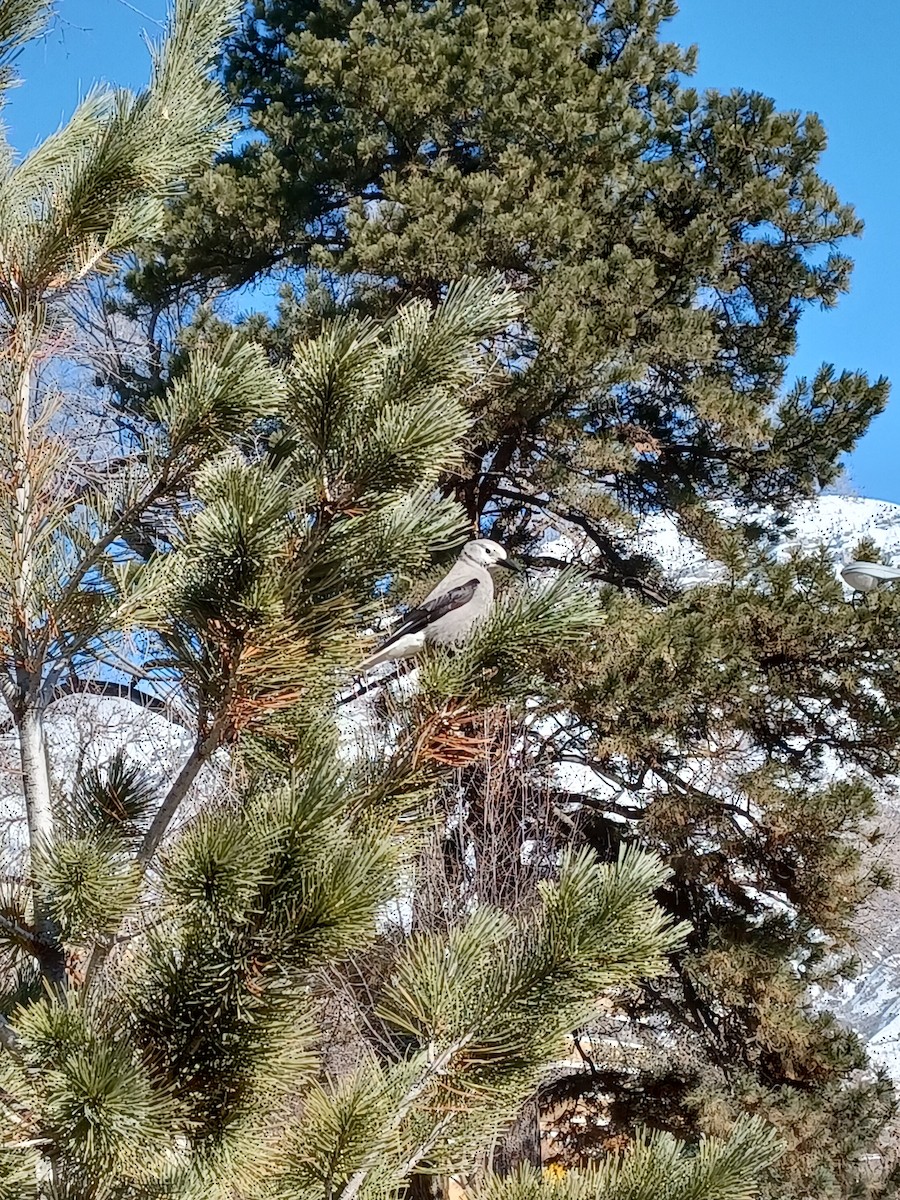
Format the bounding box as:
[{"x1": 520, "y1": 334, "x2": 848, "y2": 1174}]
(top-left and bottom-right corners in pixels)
[
  {"x1": 0, "y1": 910, "x2": 44, "y2": 957},
  {"x1": 395, "y1": 1113, "x2": 456, "y2": 1181},
  {"x1": 81, "y1": 710, "x2": 226, "y2": 992},
  {"x1": 338, "y1": 1039, "x2": 470, "y2": 1200},
  {"x1": 137, "y1": 722, "x2": 223, "y2": 866},
  {"x1": 53, "y1": 471, "x2": 173, "y2": 622},
  {"x1": 337, "y1": 664, "x2": 406, "y2": 707},
  {"x1": 493, "y1": 487, "x2": 673, "y2": 606}
]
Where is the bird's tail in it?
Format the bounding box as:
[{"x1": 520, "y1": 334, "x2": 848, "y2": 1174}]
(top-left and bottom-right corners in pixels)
[
  {"x1": 357, "y1": 646, "x2": 391, "y2": 672},
  {"x1": 337, "y1": 663, "x2": 405, "y2": 707}
]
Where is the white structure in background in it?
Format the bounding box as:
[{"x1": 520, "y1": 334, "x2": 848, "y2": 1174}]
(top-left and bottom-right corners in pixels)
[{"x1": 0, "y1": 694, "x2": 224, "y2": 864}]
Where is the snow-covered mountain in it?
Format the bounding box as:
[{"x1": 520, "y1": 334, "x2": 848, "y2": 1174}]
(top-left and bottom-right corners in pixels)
[
  {"x1": 540, "y1": 494, "x2": 900, "y2": 1077},
  {"x1": 641, "y1": 494, "x2": 900, "y2": 1079},
  {"x1": 4, "y1": 493, "x2": 900, "y2": 1076},
  {"x1": 638, "y1": 493, "x2": 900, "y2": 588}
]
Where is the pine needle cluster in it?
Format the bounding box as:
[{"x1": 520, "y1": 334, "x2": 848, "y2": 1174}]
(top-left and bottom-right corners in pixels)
[{"x1": 0, "y1": 6, "x2": 787, "y2": 1198}]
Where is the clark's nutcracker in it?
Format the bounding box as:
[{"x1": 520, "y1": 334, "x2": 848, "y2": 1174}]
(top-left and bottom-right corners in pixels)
[
  {"x1": 841, "y1": 561, "x2": 900, "y2": 594},
  {"x1": 359, "y1": 539, "x2": 518, "y2": 670}
]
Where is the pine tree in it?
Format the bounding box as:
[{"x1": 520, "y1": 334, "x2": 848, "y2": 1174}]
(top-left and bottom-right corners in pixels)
[
  {"x1": 132, "y1": 0, "x2": 887, "y2": 534},
  {"x1": 0, "y1": 5, "x2": 784, "y2": 1197},
  {"x1": 122, "y1": 1, "x2": 900, "y2": 1195}
]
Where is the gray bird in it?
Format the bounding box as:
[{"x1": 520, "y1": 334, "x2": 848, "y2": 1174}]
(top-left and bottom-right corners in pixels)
[
  {"x1": 359, "y1": 539, "x2": 518, "y2": 670},
  {"x1": 841, "y1": 560, "x2": 900, "y2": 594}
]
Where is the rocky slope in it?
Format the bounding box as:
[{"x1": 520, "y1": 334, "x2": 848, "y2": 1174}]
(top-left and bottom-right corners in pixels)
[
  {"x1": 637, "y1": 494, "x2": 900, "y2": 1079},
  {"x1": 540, "y1": 493, "x2": 900, "y2": 1077}
]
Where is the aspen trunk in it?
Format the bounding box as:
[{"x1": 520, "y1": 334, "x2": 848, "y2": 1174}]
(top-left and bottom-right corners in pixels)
[
  {"x1": 10, "y1": 338, "x2": 64, "y2": 985},
  {"x1": 19, "y1": 703, "x2": 52, "y2": 853}
]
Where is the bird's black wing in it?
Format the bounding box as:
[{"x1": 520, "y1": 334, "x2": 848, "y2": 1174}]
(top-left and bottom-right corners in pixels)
[{"x1": 374, "y1": 577, "x2": 481, "y2": 653}]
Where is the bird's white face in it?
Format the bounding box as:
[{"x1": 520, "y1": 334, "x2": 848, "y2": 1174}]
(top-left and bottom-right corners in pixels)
[{"x1": 461, "y1": 539, "x2": 509, "y2": 568}]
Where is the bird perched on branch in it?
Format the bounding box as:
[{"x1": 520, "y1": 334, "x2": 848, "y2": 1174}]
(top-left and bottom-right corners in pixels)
[
  {"x1": 841, "y1": 560, "x2": 900, "y2": 594},
  {"x1": 359, "y1": 539, "x2": 519, "y2": 670}
]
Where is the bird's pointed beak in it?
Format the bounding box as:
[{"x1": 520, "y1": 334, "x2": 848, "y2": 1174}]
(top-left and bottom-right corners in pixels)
[{"x1": 497, "y1": 556, "x2": 525, "y2": 573}]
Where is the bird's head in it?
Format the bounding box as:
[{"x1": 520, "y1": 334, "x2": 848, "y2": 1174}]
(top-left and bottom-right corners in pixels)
[{"x1": 460, "y1": 539, "x2": 522, "y2": 571}]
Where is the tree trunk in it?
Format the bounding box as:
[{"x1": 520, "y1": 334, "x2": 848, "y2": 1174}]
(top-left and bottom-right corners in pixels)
[
  {"x1": 138, "y1": 730, "x2": 220, "y2": 864},
  {"x1": 19, "y1": 704, "x2": 52, "y2": 851},
  {"x1": 407, "y1": 1175, "x2": 448, "y2": 1200},
  {"x1": 490, "y1": 1096, "x2": 542, "y2": 1175},
  {"x1": 17, "y1": 702, "x2": 65, "y2": 985}
]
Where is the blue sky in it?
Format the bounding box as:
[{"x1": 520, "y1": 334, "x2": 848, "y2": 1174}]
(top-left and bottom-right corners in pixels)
[{"x1": 7, "y1": 0, "x2": 900, "y2": 501}]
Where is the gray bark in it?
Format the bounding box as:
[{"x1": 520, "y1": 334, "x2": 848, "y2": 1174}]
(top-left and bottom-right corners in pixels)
[
  {"x1": 17, "y1": 703, "x2": 65, "y2": 985},
  {"x1": 18, "y1": 705, "x2": 52, "y2": 852},
  {"x1": 137, "y1": 729, "x2": 220, "y2": 865}
]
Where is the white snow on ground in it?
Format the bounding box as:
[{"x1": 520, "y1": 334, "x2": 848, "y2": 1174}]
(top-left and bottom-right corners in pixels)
[{"x1": 869, "y1": 1013, "x2": 900, "y2": 1079}]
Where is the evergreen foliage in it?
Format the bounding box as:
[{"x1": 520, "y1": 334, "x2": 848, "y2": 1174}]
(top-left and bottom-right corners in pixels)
[
  {"x1": 133, "y1": 0, "x2": 887, "y2": 530},
  {"x1": 0, "y1": 5, "x2": 786, "y2": 1197},
  {"x1": 119, "y1": 1, "x2": 900, "y2": 1195},
  {"x1": 478, "y1": 1120, "x2": 780, "y2": 1200}
]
